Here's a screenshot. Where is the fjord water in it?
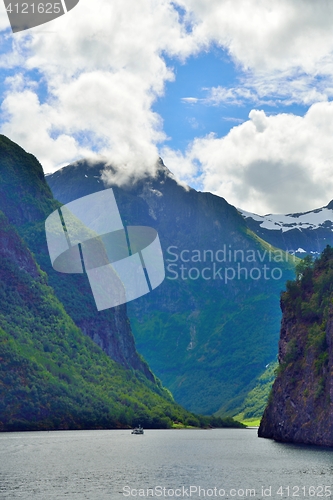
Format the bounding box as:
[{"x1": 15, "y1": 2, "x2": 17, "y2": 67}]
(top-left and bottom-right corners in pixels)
[{"x1": 0, "y1": 429, "x2": 332, "y2": 499}]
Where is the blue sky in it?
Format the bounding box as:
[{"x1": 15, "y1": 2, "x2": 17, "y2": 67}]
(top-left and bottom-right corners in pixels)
[
  {"x1": 155, "y1": 49, "x2": 309, "y2": 153},
  {"x1": 155, "y1": 49, "x2": 243, "y2": 150},
  {"x1": 1, "y1": 1, "x2": 333, "y2": 214}
]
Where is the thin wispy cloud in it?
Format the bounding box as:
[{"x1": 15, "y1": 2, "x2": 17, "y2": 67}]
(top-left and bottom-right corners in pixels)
[{"x1": 181, "y1": 97, "x2": 199, "y2": 103}]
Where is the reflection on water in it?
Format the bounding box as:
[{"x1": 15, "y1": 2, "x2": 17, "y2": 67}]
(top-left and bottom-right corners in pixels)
[{"x1": 0, "y1": 429, "x2": 332, "y2": 499}]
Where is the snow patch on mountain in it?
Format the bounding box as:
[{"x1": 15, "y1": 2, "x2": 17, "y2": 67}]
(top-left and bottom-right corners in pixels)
[{"x1": 239, "y1": 207, "x2": 333, "y2": 233}]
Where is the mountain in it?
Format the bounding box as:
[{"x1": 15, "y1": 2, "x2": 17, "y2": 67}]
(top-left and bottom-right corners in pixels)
[
  {"x1": 1, "y1": 213, "x2": 194, "y2": 431},
  {"x1": 0, "y1": 206, "x2": 196, "y2": 431},
  {"x1": 0, "y1": 134, "x2": 152, "y2": 377},
  {"x1": 240, "y1": 203, "x2": 333, "y2": 257},
  {"x1": 0, "y1": 134, "x2": 212, "y2": 431},
  {"x1": 47, "y1": 158, "x2": 296, "y2": 416},
  {"x1": 259, "y1": 247, "x2": 333, "y2": 446}
]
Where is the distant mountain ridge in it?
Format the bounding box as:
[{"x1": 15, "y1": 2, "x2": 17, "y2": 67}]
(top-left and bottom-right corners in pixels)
[
  {"x1": 239, "y1": 201, "x2": 333, "y2": 257},
  {"x1": 47, "y1": 158, "x2": 296, "y2": 416}
]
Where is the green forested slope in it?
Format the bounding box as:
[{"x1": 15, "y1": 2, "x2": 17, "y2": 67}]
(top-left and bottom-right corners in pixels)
[
  {"x1": 0, "y1": 134, "x2": 152, "y2": 376},
  {"x1": 0, "y1": 135, "x2": 242, "y2": 430},
  {"x1": 0, "y1": 209, "x2": 192, "y2": 430}
]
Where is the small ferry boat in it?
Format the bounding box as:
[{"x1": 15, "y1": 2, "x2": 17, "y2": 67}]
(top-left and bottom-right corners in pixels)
[{"x1": 131, "y1": 425, "x2": 144, "y2": 434}]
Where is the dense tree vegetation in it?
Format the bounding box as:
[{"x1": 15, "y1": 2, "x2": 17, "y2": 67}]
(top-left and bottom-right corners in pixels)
[{"x1": 280, "y1": 246, "x2": 333, "y2": 376}]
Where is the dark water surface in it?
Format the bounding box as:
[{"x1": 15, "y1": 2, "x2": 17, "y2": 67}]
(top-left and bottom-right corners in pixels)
[{"x1": 0, "y1": 428, "x2": 332, "y2": 499}]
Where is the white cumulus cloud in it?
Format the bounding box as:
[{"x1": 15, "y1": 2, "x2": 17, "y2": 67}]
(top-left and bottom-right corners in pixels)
[
  {"x1": 178, "y1": 0, "x2": 333, "y2": 106},
  {"x1": 0, "y1": 0, "x2": 198, "y2": 176},
  {"x1": 170, "y1": 103, "x2": 333, "y2": 214}
]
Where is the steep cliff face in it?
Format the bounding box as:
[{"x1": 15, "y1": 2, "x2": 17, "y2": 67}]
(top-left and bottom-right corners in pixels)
[
  {"x1": 0, "y1": 135, "x2": 153, "y2": 379},
  {"x1": 0, "y1": 211, "x2": 40, "y2": 279},
  {"x1": 259, "y1": 248, "x2": 333, "y2": 446}
]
